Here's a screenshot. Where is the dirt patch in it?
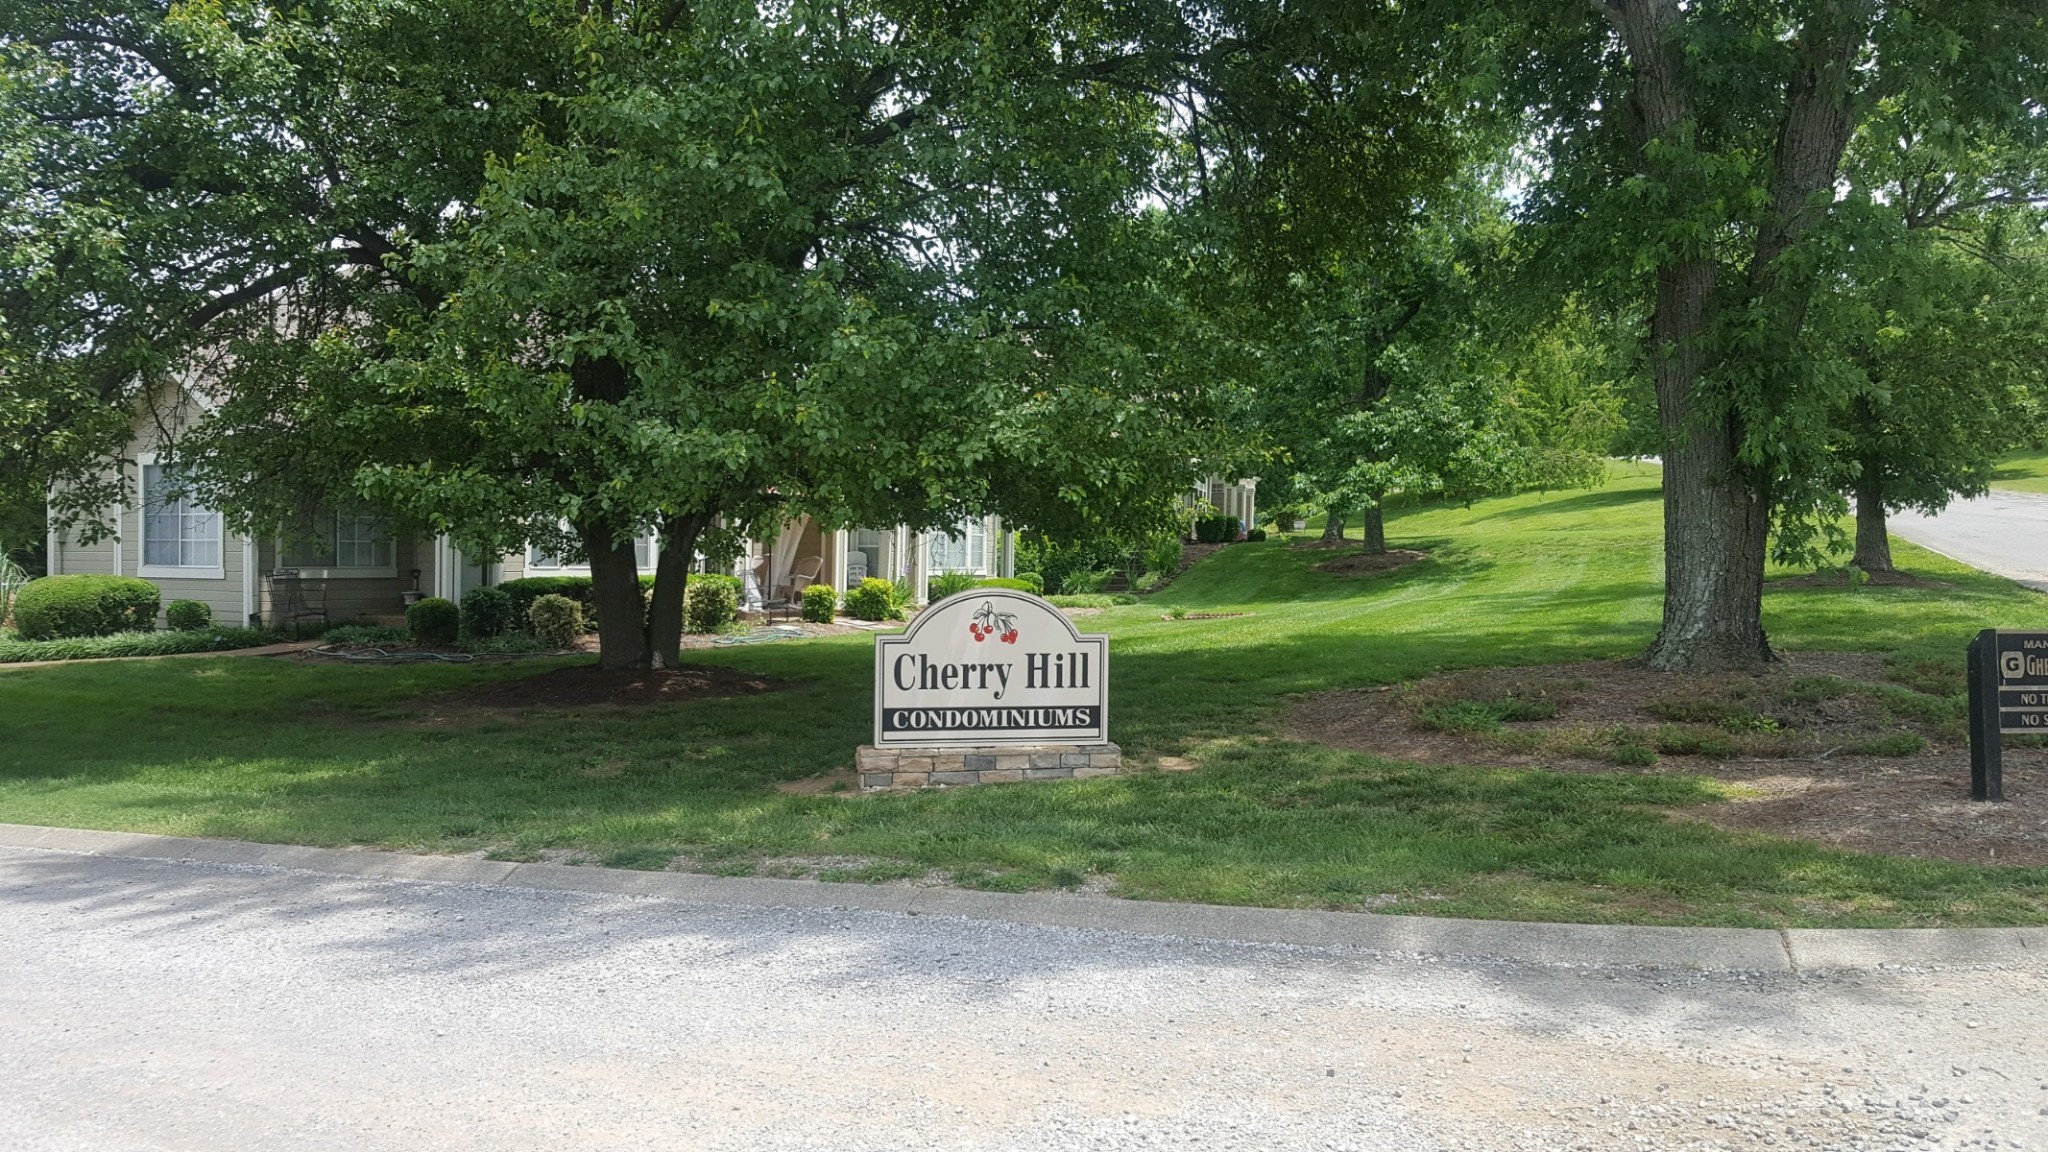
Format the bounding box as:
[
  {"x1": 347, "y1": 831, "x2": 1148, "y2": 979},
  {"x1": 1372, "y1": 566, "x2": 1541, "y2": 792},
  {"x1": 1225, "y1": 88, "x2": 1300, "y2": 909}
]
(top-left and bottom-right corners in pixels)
[
  {"x1": 432, "y1": 663, "x2": 788, "y2": 711},
  {"x1": 1310, "y1": 549, "x2": 1429, "y2": 577},
  {"x1": 1287, "y1": 652, "x2": 2048, "y2": 867}
]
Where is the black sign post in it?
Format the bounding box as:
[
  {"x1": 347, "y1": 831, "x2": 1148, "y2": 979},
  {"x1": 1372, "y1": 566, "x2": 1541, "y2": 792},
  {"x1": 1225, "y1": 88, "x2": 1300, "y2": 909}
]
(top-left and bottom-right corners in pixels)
[{"x1": 1966, "y1": 628, "x2": 2048, "y2": 802}]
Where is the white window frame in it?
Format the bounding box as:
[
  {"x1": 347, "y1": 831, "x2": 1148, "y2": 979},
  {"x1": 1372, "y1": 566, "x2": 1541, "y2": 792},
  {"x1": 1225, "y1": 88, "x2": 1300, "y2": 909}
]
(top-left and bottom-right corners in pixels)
[
  {"x1": 527, "y1": 529, "x2": 656, "y2": 573},
  {"x1": 277, "y1": 506, "x2": 398, "y2": 580},
  {"x1": 927, "y1": 518, "x2": 990, "y2": 575},
  {"x1": 136, "y1": 453, "x2": 225, "y2": 580}
]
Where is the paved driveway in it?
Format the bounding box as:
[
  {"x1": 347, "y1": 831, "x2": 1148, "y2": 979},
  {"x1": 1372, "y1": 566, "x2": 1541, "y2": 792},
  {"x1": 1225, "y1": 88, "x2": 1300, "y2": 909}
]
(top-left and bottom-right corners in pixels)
[
  {"x1": 2, "y1": 846, "x2": 2043, "y2": 1151},
  {"x1": 1886, "y1": 491, "x2": 2048, "y2": 590}
]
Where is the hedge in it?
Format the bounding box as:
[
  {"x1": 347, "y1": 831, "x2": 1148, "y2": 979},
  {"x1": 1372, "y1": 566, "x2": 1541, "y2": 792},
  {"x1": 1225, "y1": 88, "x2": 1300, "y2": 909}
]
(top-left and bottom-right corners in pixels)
[
  {"x1": 165, "y1": 600, "x2": 213, "y2": 632},
  {"x1": 0, "y1": 626, "x2": 276, "y2": 664},
  {"x1": 12, "y1": 575, "x2": 161, "y2": 640},
  {"x1": 973, "y1": 577, "x2": 1038, "y2": 594},
  {"x1": 459, "y1": 585, "x2": 515, "y2": 639},
  {"x1": 496, "y1": 576, "x2": 596, "y2": 620}
]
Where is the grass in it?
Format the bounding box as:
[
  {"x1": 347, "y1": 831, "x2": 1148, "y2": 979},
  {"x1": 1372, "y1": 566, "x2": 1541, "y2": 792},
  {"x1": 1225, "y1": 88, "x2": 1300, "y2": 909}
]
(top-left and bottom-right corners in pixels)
[
  {"x1": 1990, "y1": 448, "x2": 2048, "y2": 494},
  {"x1": 3, "y1": 462, "x2": 2047, "y2": 927}
]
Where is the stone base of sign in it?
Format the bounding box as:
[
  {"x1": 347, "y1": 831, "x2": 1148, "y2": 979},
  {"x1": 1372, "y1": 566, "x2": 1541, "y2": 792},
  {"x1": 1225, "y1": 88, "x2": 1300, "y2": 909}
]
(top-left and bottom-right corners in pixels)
[{"x1": 856, "y1": 743, "x2": 1123, "y2": 791}]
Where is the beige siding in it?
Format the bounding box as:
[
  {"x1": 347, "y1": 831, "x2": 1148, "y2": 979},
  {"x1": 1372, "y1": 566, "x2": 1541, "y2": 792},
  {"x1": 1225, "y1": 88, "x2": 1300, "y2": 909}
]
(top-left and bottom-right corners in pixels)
[{"x1": 256, "y1": 536, "x2": 428, "y2": 627}]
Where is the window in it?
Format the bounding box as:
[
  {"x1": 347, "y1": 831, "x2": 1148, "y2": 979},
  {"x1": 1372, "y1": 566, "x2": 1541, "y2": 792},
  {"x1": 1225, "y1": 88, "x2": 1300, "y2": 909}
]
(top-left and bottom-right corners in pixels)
[
  {"x1": 528, "y1": 532, "x2": 655, "y2": 572},
  {"x1": 139, "y1": 461, "x2": 223, "y2": 578},
  {"x1": 928, "y1": 519, "x2": 988, "y2": 574},
  {"x1": 283, "y1": 508, "x2": 395, "y2": 575}
]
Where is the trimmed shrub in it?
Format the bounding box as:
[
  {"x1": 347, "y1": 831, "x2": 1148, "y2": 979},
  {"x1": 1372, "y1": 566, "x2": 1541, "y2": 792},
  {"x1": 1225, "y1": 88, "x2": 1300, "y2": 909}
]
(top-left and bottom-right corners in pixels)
[
  {"x1": 496, "y1": 576, "x2": 595, "y2": 621},
  {"x1": 164, "y1": 600, "x2": 212, "y2": 632},
  {"x1": 844, "y1": 576, "x2": 901, "y2": 621},
  {"x1": 12, "y1": 574, "x2": 161, "y2": 640},
  {"x1": 683, "y1": 575, "x2": 739, "y2": 633},
  {"x1": 801, "y1": 582, "x2": 838, "y2": 623},
  {"x1": 1246, "y1": 527, "x2": 1268, "y2": 542},
  {"x1": 459, "y1": 585, "x2": 515, "y2": 639},
  {"x1": 1013, "y1": 571, "x2": 1045, "y2": 595},
  {"x1": 973, "y1": 577, "x2": 1037, "y2": 594},
  {"x1": 528, "y1": 594, "x2": 584, "y2": 649},
  {"x1": 1193, "y1": 515, "x2": 1240, "y2": 544},
  {"x1": 405, "y1": 596, "x2": 460, "y2": 646},
  {"x1": 928, "y1": 571, "x2": 980, "y2": 602}
]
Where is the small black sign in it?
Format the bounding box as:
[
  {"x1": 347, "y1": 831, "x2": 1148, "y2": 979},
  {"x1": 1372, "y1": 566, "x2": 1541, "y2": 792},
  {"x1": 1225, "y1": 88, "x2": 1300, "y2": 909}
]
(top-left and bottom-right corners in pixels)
[
  {"x1": 1965, "y1": 629, "x2": 2048, "y2": 803},
  {"x1": 1992, "y1": 631, "x2": 2048, "y2": 734}
]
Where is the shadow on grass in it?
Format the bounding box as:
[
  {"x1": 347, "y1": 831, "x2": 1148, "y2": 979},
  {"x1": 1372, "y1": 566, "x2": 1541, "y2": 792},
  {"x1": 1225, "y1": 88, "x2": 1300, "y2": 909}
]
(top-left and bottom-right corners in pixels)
[{"x1": 1474, "y1": 485, "x2": 1663, "y2": 522}]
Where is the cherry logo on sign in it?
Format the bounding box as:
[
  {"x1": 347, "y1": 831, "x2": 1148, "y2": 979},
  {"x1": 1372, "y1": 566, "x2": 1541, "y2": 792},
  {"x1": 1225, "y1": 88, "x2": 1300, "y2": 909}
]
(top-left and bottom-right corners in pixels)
[{"x1": 968, "y1": 601, "x2": 1020, "y2": 644}]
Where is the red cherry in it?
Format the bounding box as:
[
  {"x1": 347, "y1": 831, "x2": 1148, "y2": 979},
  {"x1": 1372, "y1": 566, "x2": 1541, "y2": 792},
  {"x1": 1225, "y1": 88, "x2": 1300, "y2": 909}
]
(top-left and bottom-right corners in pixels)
[{"x1": 1002, "y1": 631, "x2": 1018, "y2": 644}]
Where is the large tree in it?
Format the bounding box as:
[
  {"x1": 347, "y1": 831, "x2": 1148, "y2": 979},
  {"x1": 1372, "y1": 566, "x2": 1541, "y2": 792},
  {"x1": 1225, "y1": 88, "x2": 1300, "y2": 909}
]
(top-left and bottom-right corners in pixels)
[
  {"x1": 2, "y1": 0, "x2": 1232, "y2": 668},
  {"x1": 1511, "y1": 0, "x2": 2048, "y2": 669},
  {"x1": 1774, "y1": 103, "x2": 2048, "y2": 572}
]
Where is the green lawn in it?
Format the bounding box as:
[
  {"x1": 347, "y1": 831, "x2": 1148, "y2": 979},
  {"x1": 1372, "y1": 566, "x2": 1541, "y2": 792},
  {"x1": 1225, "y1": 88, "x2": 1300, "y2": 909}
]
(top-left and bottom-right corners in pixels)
[
  {"x1": 5, "y1": 463, "x2": 2047, "y2": 927},
  {"x1": 1991, "y1": 448, "x2": 2048, "y2": 494}
]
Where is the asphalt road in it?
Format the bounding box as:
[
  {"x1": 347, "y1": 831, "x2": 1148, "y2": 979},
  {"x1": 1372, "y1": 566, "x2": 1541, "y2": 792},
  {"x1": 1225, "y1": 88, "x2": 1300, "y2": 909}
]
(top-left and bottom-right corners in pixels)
[
  {"x1": 2, "y1": 846, "x2": 2044, "y2": 1151},
  {"x1": 1886, "y1": 491, "x2": 2048, "y2": 591}
]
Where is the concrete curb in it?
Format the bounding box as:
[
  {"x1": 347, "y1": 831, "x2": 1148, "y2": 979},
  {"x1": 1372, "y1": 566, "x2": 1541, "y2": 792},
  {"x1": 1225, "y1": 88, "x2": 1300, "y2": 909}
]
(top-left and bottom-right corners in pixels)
[{"x1": 1, "y1": 822, "x2": 2040, "y2": 973}]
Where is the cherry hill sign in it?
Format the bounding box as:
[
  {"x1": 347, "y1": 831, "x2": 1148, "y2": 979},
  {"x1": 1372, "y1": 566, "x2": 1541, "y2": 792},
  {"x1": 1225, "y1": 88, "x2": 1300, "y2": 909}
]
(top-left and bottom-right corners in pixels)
[{"x1": 874, "y1": 591, "x2": 1109, "y2": 748}]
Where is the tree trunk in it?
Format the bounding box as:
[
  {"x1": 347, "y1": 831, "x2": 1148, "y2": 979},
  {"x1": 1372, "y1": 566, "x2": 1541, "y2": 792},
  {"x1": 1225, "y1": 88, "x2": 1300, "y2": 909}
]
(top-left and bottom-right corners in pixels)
[
  {"x1": 1645, "y1": 403, "x2": 1775, "y2": 672},
  {"x1": 646, "y1": 513, "x2": 707, "y2": 670},
  {"x1": 1361, "y1": 496, "x2": 1387, "y2": 554},
  {"x1": 1321, "y1": 506, "x2": 1347, "y2": 543},
  {"x1": 1852, "y1": 465, "x2": 1893, "y2": 573},
  {"x1": 581, "y1": 523, "x2": 648, "y2": 670},
  {"x1": 1612, "y1": 0, "x2": 1870, "y2": 673}
]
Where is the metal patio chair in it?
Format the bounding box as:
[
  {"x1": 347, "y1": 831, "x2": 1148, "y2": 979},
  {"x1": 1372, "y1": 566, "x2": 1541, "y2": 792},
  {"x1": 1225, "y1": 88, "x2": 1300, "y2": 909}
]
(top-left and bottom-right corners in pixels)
[{"x1": 264, "y1": 569, "x2": 329, "y2": 638}]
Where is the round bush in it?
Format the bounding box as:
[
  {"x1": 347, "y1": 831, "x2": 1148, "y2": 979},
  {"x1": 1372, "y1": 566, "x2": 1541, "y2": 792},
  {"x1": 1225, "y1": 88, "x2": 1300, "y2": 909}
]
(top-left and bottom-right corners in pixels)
[
  {"x1": 800, "y1": 582, "x2": 838, "y2": 624},
  {"x1": 459, "y1": 585, "x2": 514, "y2": 639},
  {"x1": 684, "y1": 575, "x2": 739, "y2": 633},
  {"x1": 1012, "y1": 571, "x2": 1045, "y2": 595},
  {"x1": 843, "y1": 576, "x2": 900, "y2": 622},
  {"x1": 528, "y1": 594, "x2": 584, "y2": 650},
  {"x1": 12, "y1": 575, "x2": 161, "y2": 640},
  {"x1": 405, "y1": 596, "x2": 460, "y2": 646},
  {"x1": 164, "y1": 600, "x2": 212, "y2": 632}
]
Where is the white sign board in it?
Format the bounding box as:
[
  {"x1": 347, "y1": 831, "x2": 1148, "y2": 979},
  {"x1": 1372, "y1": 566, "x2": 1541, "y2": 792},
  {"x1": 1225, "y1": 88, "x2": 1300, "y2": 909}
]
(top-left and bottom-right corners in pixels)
[{"x1": 874, "y1": 591, "x2": 1109, "y2": 747}]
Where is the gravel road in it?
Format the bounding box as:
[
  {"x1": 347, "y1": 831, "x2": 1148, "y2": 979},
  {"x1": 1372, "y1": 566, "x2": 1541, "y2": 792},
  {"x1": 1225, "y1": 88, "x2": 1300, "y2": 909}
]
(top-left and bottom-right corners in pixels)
[
  {"x1": 1, "y1": 845, "x2": 2043, "y2": 1152},
  {"x1": 1885, "y1": 491, "x2": 2048, "y2": 591}
]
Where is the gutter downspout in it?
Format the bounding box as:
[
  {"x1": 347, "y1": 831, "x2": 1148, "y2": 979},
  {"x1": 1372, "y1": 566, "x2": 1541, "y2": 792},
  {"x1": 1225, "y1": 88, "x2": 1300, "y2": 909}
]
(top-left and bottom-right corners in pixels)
[{"x1": 241, "y1": 535, "x2": 258, "y2": 626}]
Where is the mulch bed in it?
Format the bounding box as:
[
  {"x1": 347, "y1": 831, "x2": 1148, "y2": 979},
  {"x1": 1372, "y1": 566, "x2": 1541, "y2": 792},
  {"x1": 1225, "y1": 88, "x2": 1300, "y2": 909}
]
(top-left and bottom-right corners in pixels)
[
  {"x1": 435, "y1": 664, "x2": 788, "y2": 711},
  {"x1": 1288, "y1": 652, "x2": 2048, "y2": 868},
  {"x1": 1309, "y1": 548, "x2": 1429, "y2": 577}
]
